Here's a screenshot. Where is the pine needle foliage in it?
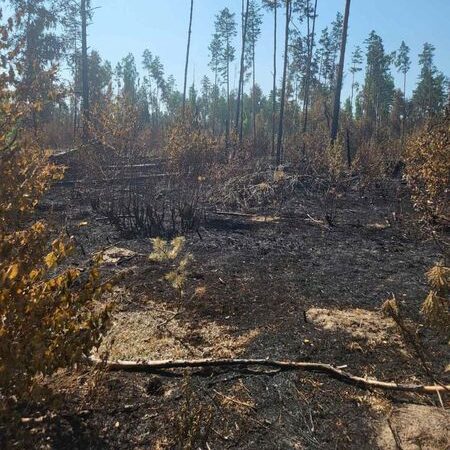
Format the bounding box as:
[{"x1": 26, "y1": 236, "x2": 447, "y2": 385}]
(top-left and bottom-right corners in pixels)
[
  {"x1": 149, "y1": 237, "x2": 193, "y2": 298},
  {"x1": 421, "y1": 264, "x2": 450, "y2": 335}
]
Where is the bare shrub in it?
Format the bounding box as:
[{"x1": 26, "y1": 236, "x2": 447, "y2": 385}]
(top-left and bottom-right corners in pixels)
[{"x1": 89, "y1": 116, "x2": 216, "y2": 237}]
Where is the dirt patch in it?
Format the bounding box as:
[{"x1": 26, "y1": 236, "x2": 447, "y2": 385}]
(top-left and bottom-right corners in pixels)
[
  {"x1": 377, "y1": 405, "x2": 450, "y2": 450},
  {"x1": 306, "y1": 307, "x2": 398, "y2": 346},
  {"x1": 99, "y1": 298, "x2": 260, "y2": 360}
]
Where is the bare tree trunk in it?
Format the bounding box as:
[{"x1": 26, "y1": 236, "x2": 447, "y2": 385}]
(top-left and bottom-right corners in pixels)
[
  {"x1": 302, "y1": 0, "x2": 318, "y2": 134},
  {"x1": 271, "y1": 1, "x2": 278, "y2": 159},
  {"x1": 182, "y1": 0, "x2": 194, "y2": 118},
  {"x1": 73, "y1": 93, "x2": 78, "y2": 138},
  {"x1": 350, "y1": 71, "x2": 355, "y2": 109},
  {"x1": 252, "y1": 39, "x2": 257, "y2": 148},
  {"x1": 330, "y1": 0, "x2": 351, "y2": 144},
  {"x1": 212, "y1": 71, "x2": 218, "y2": 136},
  {"x1": 235, "y1": 0, "x2": 250, "y2": 143},
  {"x1": 81, "y1": 0, "x2": 90, "y2": 143},
  {"x1": 226, "y1": 52, "x2": 230, "y2": 146},
  {"x1": 276, "y1": 0, "x2": 291, "y2": 167}
]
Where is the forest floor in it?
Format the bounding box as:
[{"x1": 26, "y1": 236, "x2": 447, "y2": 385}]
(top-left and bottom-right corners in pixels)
[{"x1": 9, "y1": 179, "x2": 450, "y2": 449}]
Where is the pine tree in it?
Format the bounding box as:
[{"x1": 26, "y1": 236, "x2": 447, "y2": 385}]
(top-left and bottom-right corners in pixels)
[
  {"x1": 277, "y1": 0, "x2": 292, "y2": 166},
  {"x1": 330, "y1": 0, "x2": 351, "y2": 144},
  {"x1": 235, "y1": 0, "x2": 250, "y2": 141},
  {"x1": 412, "y1": 43, "x2": 446, "y2": 119},
  {"x1": 120, "y1": 53, "x2": 138, "y2": 102},
  {"x1": 245, "y1": 0, "x2": 263, "y2": 144},
  {"x1": 182, "y1": 0, "x2": 194, "y2": 117},
  {"x1": 8, "y1": 0, "x2": 64, "y2": 131},
  {"x1": 350, "y1": 46, "x2": 363, "y2": 109},
  {"x1": 395, "y1": 41, "x2": 411, "y2": 101},
  {"x1": 262, "y1": 0, "x2": 281, "y2": 157},
  {"x1": 208, "y1": 32, "x2": 222, "y2": 135},
  {"x1": 80, "y1": 0, "x2": 90, "y2": 141},
  {"x1": 362, "y1": 31, "x2": 394, "y2": 127},
  {"x1": 212, "y1": 8, "x2": 237, "y2": 145}
]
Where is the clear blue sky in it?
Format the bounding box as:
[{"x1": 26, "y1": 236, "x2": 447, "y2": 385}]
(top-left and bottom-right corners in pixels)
[{"x1": 88, "y1": 0, "x2": 450, "y2": 99}]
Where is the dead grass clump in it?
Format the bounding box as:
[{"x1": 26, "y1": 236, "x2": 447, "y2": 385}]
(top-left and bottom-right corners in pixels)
[
  {"x1": 211, "y1": 166, "x2": 300, "y2": 211},
  {"x1": 172, "y1": 377, "x2": 213, "y2": 450},
  {"x1": 307, "y1": 308, "x2": 397, "y2": 347}
]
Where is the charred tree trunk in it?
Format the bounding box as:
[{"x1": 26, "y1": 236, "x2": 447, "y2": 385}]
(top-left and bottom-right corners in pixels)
[
  {"x1": 182, "y1": 0, "x2": 194, "y2": 118},
  {"x1": 330, "y1": 0, "x2": 351, "y2": 144}
]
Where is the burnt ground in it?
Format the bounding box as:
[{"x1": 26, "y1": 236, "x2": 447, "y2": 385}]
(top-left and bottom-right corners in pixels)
[{"x1": 4, "y1": 180, "x2": 450, "y2": 449}]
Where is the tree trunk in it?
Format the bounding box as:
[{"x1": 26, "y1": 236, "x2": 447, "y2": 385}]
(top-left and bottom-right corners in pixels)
[
  {"x1": 271, "y1": 1, "x2": 278, "y2": 159},
  {"x1": 182, "y1": 0, "x2": 194, "y2": 118},
  {"x1": 330, "y1": 0, "x2": 351, "y2": 144},
  {"x1": 403, "y1": 71, "x2": 407, "y2": 101},
  {"x1": 226, "y1": 38, "x2": 230, "y2": 147},
  {"x1": 235, "y1": 0, "x2": 250, "y2": 142},
  {"x1": 252, "y1": 39, "x2": 257, "y2": 149},
  {"x1": 350, "y1": 71, "x2": 355, "y2": 110},
  {"x1": 81, "y1": 0, "x2": 90, "y2": 143},
  {"x1": 302, "y1": 0, "x2": 318, "y2": 135},
  {"x1": 276, "y1": 0, "x2": 291, "y2": 167}
]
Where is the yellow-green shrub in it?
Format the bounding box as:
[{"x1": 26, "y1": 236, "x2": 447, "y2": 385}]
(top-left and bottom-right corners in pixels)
[{"x1": 0, "y1": 19, "x2": 112, "y2": 401}]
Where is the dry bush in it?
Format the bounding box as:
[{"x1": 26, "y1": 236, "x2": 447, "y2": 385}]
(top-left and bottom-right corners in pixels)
[
  {"x1": 404, "y1": 111, "x2": 449, "y2": 225},
  {"x1": 89, "y1": 116, "x2": 215, "y2": 237},
  {"x1": 421, "y1": 264, "x2": 449, "y2": 335},
  {"x1": 0, "y1": 22, "x2": 112, "y2": 404},
  {"x1": 353, "y1": 135, "x2": 402, "y2": 189},
  {"x1": 0, "y1": 227, "x2": 112, "y2": 400},
  {"x1": 165, "y1": 118, "x2": 219, "y2": 178},
  {"x1": 86, "y1": 98, "x2": 152, "y2": 176}
]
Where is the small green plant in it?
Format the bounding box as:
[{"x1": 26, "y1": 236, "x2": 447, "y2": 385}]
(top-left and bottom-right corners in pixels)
[
  {"x1": 149, "y1": 237, "x2": 193, "y2": 300},
  {"x1": 421, "y1": 264, "x2": 449, "y2": 336}
]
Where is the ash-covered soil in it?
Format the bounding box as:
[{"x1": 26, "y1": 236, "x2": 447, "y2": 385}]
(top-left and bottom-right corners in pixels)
[{"x1": 6, "y1": 181, "x2": 449, "y2": 450}]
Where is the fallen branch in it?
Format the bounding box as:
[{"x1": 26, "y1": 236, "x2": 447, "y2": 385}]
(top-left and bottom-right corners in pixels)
[{"x1": 89, "y1": 357, "x2": 450, "y2": 395}]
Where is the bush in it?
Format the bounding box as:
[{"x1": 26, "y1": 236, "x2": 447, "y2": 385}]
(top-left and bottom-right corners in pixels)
[
  {"x1": 405, "y1": 111, "x2": 450, "y2": 224},
  {"x1": 165, "y1": 118, "x2": 218, "y2": 178},
  {"x1": 0, "y1": 225, "x2": 112, "y2": 399},
  {"x1": 0, "y1": 23, "x2": 112, "y2": 402},
  {"x1": 91, "y1": 117, "x2": 216, "y2": 237}
]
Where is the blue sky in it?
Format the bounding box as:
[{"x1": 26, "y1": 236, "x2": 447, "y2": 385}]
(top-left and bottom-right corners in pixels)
[{"x1": 88, "y1": 0, "x2": 450, "y2": 99}]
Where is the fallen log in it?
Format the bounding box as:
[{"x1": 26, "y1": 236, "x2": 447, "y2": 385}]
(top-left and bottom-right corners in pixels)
[{"x1": 89, "y1": 357, "x2": 450, "y2": 395}]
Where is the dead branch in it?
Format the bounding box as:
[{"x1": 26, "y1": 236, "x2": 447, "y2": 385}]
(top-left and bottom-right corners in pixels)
[{"x1": 89, "y1": 357, "x2": 450, "y2": 395}]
